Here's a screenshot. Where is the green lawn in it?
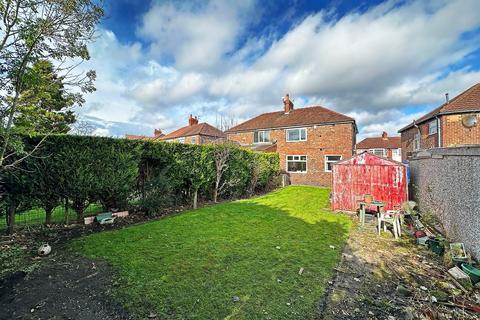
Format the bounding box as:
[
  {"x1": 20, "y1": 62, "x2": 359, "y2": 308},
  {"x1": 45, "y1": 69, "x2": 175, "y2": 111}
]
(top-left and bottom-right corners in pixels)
[
  {"x1": 0, "y1": 203, "x2": 103, "y2": 229},
  {"x1": 72, "y1": 186, "x2": 352, "y2": 319}
]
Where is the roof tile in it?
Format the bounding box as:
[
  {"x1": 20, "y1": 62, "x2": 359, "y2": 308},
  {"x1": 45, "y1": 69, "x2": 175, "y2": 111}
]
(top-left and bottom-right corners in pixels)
[{"x1": 226, "y1": 105, "x2": 354, "y2": 132}]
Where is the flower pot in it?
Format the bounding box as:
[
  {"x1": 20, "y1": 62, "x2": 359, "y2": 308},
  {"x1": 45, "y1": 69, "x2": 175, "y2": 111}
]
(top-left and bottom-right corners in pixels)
[
  {"x1": 461, "y1": 263, "x2": 480, "y2": 284},
  {"x1": 414, "y1": 230, "x2": 427, "y2": 238},
  {"x1": 427, "y1": 239, "x2": 445, "y2": 256}
]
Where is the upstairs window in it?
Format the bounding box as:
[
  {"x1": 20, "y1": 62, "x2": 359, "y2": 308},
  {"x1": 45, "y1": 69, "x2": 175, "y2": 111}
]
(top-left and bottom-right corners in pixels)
[
  {"x1": 325, "y1": 155, "x2": 342, "y2": 172},
  {"x1": 254, "y1": 130, "x2": 270, "y2": 143},
  {"x1": 286, "y1": 128, "x2": 307, "y2": 142},
  {"x1": 369, "y1": 149, "x2": 386, "y2": 158},
  {"x1": 287, "y1": 155, "x2": 307, "y2": 173},
  {"x1": 414, "y1": 133, "x2": 420, "y2": 150},
  {"x1": 428, "y1": 120, "x2": 438, "y2": 135}
]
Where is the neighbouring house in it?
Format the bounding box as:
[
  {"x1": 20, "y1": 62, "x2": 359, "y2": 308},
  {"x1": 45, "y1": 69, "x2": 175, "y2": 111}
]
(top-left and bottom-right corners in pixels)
[
  {"x1": 398, "y1": 83, "x2": 480, "y2": 160},
  {"x1": 226, "y1": 94, "x2": 357, "y2": 186},
  {"x1": 126, "y1": 129, "x2": 164, "y2": 141},
  {"x1": 356, "y1": 131, "x2": 402, "y2": 162},
  {"x1": 161, "y1": 115, "x2": 226, "y2": 144}
]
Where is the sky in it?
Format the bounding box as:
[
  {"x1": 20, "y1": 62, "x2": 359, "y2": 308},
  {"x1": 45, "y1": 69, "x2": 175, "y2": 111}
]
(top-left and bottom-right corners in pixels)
[{"x1": 75, "y1": 0, "x2": 480, "y2": 140}]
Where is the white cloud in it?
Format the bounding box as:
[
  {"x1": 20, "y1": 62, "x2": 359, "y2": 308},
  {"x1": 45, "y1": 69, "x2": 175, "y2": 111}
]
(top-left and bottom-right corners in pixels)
[
  {"x1": 138, "y1": 0, "x2": 255, "y2": 70},
  {"x1": 79, "y1": 0, "x2": 480, "y2": 139}
]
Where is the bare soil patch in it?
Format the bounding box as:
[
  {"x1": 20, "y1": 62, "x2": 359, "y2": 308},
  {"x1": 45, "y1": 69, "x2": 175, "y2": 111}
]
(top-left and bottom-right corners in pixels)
[
  {"x1": 0, "y1": 253, "x2": 128, "y2": 320},
  {"x1": 318, "y1": 216, "x2": 480, "y2": 320}
]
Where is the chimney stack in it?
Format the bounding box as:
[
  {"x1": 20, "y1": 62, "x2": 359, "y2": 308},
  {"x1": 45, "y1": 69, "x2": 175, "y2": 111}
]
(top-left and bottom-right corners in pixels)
[
  {"x1": 154, "y1": 129, "x2": 162, "y2": 137},
  {"x1": 283, "y1": 94, "x2": 294, "y2": 114},
  {"x1": 445, "y1": 93, "x2": 449, "y2": 104},
  {"x1": 188, "y1": 114, "x2": 199, "y2": 126},
  {"x1": 382, "y1": 131, "x2": 388, "y2": 140}
]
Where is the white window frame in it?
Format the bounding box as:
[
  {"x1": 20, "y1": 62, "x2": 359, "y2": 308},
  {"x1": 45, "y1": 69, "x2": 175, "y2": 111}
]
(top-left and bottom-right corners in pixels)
[
  {"x1": 253, "y1": 130, "x2": 270, "y2": 144},
  {"x1": 414, "y1": 133, "x2": 420, "y2": 150},
  {"x1": 325, "y1": 155, "x2": 342, "y2": 172},
  {"x1": 286, "y1": 128, "x2": 307, "y2": 142},
  {"x1": 368, "y1": 148, "x2": 386, "y2": 158},
  {"x1": 428, "y1": 119, "x2": 438, "y2": 135},
  {"x1": 177, "y1": 137, "x2": 185, "y2": 143},
  {"x1": 286, "y1": 155, "x2": 307, "y2": 173},
  {"x1": 392, "y1": 148, "x2": 401, "y2": 161},
  {"x1": 191, "y1": 136, "x2": 196, "y2": 144}
]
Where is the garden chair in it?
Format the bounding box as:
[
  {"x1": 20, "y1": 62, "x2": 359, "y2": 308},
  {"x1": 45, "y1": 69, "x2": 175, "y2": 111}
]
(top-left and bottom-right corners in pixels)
[{"x1": 377, "y1": 210, "x2": 400, "y2": 239}]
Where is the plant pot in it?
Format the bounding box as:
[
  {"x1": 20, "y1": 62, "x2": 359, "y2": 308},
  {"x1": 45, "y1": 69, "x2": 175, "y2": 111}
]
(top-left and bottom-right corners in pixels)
[
  {"x1": 414, "y1": 230, "x2": 427, "y2": 238},
  {"x1": 427, "y1": 239, "x2": 445, "y2": 256},
  {"x1": 450, "y1": 243, "x2": 467, "y2": 260},
  {"x1": 461, "y1": 263, "x2": 480, "y2": 284},
  {"x1": 416, "y1": 236, "x2": 430, "y2": 246}
]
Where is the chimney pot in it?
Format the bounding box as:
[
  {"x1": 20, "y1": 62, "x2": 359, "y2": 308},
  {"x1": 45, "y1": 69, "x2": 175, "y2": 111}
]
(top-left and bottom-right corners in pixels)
[
  {"x1": 283, "y1": 93, "x2": 294, "y2": 113},
  {"x1": 445, "y1": 93, "x2": 449, "y2": 104},
  {"x1": 382, "y1": 131, "x2": 388, "y2": 139},
  {"x1": 154, "y1": 129, "x2": 162, "y2": 137}
]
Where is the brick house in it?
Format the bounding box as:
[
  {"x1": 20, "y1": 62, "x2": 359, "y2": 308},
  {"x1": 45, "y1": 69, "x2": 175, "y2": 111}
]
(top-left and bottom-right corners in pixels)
[
  {"x1": 126, "y1": 129, "x2": 165, "y2": 141},
  {"x1": 226, "y1": 94, "x2": 357, "y2": 186},
  {"x1": 398, "y1": 83, "x2": 480, "y2": 160},
  {"x1": 161, "y1": 115, "x2": 226, "y2": 144},
  {"x1": 356, "y1": 132, "x2": 402, "y2": 162}
]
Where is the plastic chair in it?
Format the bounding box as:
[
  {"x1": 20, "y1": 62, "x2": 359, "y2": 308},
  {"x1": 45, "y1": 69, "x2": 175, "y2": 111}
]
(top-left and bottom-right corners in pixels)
[{"x1": 378, "y1": 210, "x2": 400, "y2": 239}]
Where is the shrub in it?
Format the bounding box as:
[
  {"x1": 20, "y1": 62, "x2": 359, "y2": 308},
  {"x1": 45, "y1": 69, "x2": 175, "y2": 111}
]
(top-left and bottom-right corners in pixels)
[{"x1": 1, "y1": 135, "x2": 280, "y2": 231}]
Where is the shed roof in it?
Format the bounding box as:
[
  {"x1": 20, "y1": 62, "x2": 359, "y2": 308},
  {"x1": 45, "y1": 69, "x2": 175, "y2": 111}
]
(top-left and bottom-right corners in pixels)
[{"x1": 335, "y1": 151, "x2": 406, "y2": 166}]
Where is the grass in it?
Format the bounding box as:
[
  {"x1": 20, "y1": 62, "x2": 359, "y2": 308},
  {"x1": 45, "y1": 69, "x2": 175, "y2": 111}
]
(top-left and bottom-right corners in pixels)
[
  {"x1": 0, "y1": 203, "x2": 104, "y2": 229},
  {"x1": 72, "y1": 186, "x2": 352, "y2": 319}
]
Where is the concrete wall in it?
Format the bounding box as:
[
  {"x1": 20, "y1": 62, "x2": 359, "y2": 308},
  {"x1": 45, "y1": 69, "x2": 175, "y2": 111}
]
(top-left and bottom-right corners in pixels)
[{"x1": 409, "y1": 146, "x2": 480, "y2": 259}]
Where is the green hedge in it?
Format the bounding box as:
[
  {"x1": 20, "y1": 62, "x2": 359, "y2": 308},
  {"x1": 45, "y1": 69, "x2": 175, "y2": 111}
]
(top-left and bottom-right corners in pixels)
[{"x1": 1, "y1": 135, "x2": 280, "y2": 227}]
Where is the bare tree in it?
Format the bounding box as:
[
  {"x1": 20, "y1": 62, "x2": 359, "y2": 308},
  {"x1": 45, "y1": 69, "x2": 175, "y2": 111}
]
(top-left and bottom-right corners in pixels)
[
  {"x1": 0, "y1": 0, "x2": 104, "y2": 170},
  {"x1": 69, "y1": 120, "x2": 95, "y2": 136},
  {"x1": 215, "y1": 113, "x2": 238, "y2": 132},
  {"x1": 213, "y1": 141, "x2": 240, "y2": 202}
]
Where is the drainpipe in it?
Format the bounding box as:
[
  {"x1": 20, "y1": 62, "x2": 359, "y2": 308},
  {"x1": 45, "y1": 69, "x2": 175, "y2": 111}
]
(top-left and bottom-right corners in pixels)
[
  {"x1": 413, "y1": 120, "x2": 421, "y2": 151},
  {"x1": 436, "y1": 116, "x2": 441, "y2": 147}
]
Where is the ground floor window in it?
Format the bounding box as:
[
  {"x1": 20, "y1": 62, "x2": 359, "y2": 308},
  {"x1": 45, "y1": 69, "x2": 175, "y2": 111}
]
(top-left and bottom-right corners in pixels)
[
  {"x1": 369, "y1": 148, "x2": 386, "y2": 157},
  {"x1": 325, "y1": 155, "x2": 342, "y2": 172},
  {"x1": 392, "y1": 148, "x2": 401, "y2": 161},
  {"x1": 287, "y1": 155, "x2": 307, "y2": 173},
  {"x1": 191, "y1": 136, "x2": 196, "y2": 144}
]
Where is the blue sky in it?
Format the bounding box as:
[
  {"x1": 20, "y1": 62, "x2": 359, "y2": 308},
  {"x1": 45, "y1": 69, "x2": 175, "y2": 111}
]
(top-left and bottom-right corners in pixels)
[{"x1": 76, "y1": 0, "x2": 480, "y2": 139}]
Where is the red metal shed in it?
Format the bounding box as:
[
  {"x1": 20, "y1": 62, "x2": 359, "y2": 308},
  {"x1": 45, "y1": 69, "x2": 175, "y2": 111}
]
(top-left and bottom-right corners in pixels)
[{"x1": 332, "y1": 152, "x2": 408, "y2": 211}]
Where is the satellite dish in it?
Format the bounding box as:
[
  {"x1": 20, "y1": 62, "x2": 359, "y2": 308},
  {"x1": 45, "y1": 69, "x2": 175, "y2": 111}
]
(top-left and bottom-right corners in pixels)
[{"x1": 462, "y1": 114, "x2": 477, "y2": 128}]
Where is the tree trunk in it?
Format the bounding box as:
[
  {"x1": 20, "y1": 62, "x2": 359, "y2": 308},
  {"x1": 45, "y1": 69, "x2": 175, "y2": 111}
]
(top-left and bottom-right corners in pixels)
[
  {"x1": 193, "y1": 189, "x2": 198, "y2": 209},
  {"x1": 64, "y1": 198, "x2": 69, "y2": 225},
  {"x1": 45, "y1": 205, "x2": 54, "y2": 225},
  {"x1": 214, "y1": 176, "x2": 220, "y2": 203},
  {"x1": 73, "y1": 199, "x2": 85, "y2": 224},
  {"x1": 6, "y1": 202, "x2": 16, "y2": 235}
]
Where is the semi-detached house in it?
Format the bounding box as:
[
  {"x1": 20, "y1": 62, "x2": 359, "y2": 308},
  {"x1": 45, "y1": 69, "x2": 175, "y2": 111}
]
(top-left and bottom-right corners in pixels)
[{"x1": 226, "y1": 95, "x2": 357, "y2": 186}]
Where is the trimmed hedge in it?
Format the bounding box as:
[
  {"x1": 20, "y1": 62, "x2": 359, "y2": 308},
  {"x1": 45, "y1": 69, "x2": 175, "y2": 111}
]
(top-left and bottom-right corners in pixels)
[{"x1": 2, "y1": 135, "x2": 280, "y2": 227}]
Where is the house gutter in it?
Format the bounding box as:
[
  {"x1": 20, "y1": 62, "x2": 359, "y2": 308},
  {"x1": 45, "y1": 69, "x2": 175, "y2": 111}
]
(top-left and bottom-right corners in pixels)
[
  {"x1": 226, "y1": 120, "x2": 356, "y2": 134},
  {"x1": 399, "y1": 109, "x2": 480, "y2": 133}
]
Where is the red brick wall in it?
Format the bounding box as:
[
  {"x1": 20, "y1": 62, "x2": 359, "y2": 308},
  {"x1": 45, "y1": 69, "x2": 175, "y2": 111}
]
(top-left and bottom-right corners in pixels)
[
  {"x1": 401, "y1": 113, "x2": 480, "y2": 160},
  {"x1": 400, "y1": 121, "x2": 439, "y2": 160},
  {"x1": 227, "y1": 123, "x2": 356, "y2": 186},
  {"x1": 442, "y1": 114, "x2": 480, "y2": 146}
]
